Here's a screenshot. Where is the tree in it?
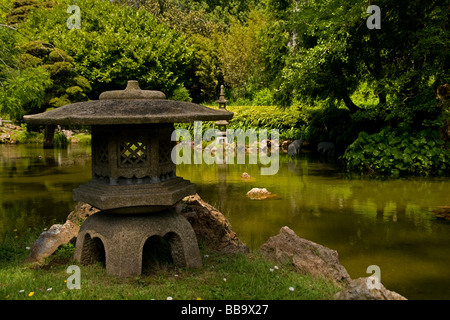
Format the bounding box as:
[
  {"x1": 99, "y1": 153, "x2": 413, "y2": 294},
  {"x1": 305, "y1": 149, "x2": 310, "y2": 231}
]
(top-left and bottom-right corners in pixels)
[
  {"x1": 0, "y1": 25, "x2": 53, "y2": 121},
  {"x1": 274, "y1": 0, "x2": 449, "y2": 130},
  {"x1": 21, "y1": 0, "x2": 194, "y2": 99},
  {"x1": 6, "y1": 0, "x2": 53, "y2": 25},
  {"x1": 218, "y1": 9, "x2": 267, "y2": 100},
  {"x1": 140, "y1": 0, "x2": 224, "y2": 101},
  {"x1": 17, "y1": 41, "x2": 91, "y2": 147},
  {"x1": 1, "y1": 0, "x2": 91, "y2": 148}
]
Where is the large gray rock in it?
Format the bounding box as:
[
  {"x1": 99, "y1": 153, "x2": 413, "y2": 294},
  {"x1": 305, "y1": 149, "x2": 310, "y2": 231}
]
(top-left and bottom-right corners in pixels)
[
  {"x1": 317, "y1": 141, "x2": 336, "y2": 158},
  {"x1": 26, "y1": 220, "x2": 79, "y2": 264},
  {"x1": 259, "y1": 226, "x2": 351, "y2": 285},
  {"x1": 179, "y1": 194, "x2": 249, "y2": 254},
  {"x1": 66, "y1": 202, "x2": 99, "y2": 224},
  {"x1": 260, "y1": 226, "x2": 408, "y2": 299},
  {"x1": 335, "y1": 277, "x2": 407, "y2": 300},
  {"x1": 288, "y1": 135, "x2": 303, "y2": 156}
]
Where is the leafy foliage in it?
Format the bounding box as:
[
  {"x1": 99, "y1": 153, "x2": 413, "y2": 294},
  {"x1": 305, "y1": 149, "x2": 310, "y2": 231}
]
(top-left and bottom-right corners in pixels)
[
  {"x1": 343, "y1": 126, "x2": 450, "y2": 177},
  {"x1": 274, "y1": 0, "x2": 449, "y2": 121},
  {"x1": 5, "y1": 0, "x2": 53, "y2": 25},
  {"x1": 19, "y1": 41, "x2": 91, "y2": 109},
  {"x1": 218, "y1": 9, "x2": 267, "y2": 100},
  {"x1": 1, "y1": 0, "x2": 448, "y2": 176},
  {"x1": 170, "y1": 84, "x2": 192, "y2": 102},
  {"x1": 176, "y1": 104, "x2": 305, "y2": 141},
  {"x1": 21, "y1": 0, "x2": 194, "y2": 98},
  {"x1": 0, "y1": 66, "x2": 52, "y2": 119}
]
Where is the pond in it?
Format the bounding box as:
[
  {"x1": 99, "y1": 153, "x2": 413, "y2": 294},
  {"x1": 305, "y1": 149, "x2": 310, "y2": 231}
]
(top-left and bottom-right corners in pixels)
[{"x1": 1, "y1": 144, "x2": 449, "y2": 300}]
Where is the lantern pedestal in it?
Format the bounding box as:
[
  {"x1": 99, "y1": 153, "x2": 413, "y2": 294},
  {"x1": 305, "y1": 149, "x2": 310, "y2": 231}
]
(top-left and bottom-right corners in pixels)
[{"x1": 74, "y1": 208, "x2": 202, "y2": 277}]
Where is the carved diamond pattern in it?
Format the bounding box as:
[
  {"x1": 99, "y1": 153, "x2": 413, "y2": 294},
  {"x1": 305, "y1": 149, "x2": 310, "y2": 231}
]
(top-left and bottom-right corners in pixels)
[
  {"x1": 159, "y1": 141, "x2": 173, "y2": 164},
  {"x1": 120, "y1": 141, "x2": 147, "y2": 165},
  {"x1": 95, "y1": 142, "x2": 109, "y2": 165}
]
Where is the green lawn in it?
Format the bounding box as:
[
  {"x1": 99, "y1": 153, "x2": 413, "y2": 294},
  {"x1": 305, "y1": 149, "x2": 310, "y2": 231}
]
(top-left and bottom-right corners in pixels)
[{"x1": 0, "y1": 229, "x2": 341, "y2": 300}]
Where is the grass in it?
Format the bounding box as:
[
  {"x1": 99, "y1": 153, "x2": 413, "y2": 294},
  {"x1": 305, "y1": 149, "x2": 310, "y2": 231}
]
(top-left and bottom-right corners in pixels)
[{"x1": 0, "y1": 229, "x2": 341, "y2": 300}]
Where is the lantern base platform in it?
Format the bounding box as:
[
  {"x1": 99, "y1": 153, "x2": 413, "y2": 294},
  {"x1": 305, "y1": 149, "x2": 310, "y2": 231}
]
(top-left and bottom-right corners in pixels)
[
  {"x1": 74, "y1": 209, "x2": 202, "y2": 277},
  {"x1": 73, "y1": 177, "x2": 196, "y2": 214}
]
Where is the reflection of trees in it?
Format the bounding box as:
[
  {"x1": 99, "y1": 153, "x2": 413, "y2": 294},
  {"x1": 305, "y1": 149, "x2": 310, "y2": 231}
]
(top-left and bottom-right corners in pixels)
[
  {"x1": 178, "y1": 153, "x2": 450, "y2": 253},
  {"x1": 0, "y1": 196, "x2": 73, "y2": 234},
  {"x1": 0, "y1": 145, "x2": 91, "y2": 177},
  {"x1": 0, "y1": 145, "x2": 91, "y2": 234}
]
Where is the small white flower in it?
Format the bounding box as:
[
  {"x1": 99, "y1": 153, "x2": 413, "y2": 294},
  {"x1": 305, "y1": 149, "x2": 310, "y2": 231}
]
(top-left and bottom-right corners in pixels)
[
  {"x1": 223, "y1": 278, "x2": 227, "y2": 282},
  {"x1": 274, "y1": 266, "x2": 279, "y2": 270},
  {"x1": 167, "y1": 296, "x2": 173, "y2": 300},
  {"x1": 204, "y1": 255, "x2": 209, "y2": 258},
  {"x1": 19, "y1": 290, "x2": 25, "y2": 293},
  {"x1": 46, "y1": 288, "x2": 52, "y2": 292},
  {"x1": 25, "y1": 247, "x2": 30, "y2": 250},
  {"x1": 289, "y1": 287, "x2": 295, "y2": 292},
  {"x1": 269, "y1": 268, "x2": 274, "y2": 272}
]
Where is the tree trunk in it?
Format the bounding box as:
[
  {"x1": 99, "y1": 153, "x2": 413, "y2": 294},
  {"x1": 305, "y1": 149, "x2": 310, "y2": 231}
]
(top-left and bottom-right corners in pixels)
[
  {"x1": 335, "y1": 67, "x2": 361, "y2": 114},
  {"x1": 342, "y1": 93, "x2": 359, "y2": 113},
  {"x1": 378, "y1": 92, "x2": 386, "y2": 105},
  {"x1": 43, "y1": 125, "x2": 56, "y2": 149},
  {"x1": 367, "y1": 32, "x2": 387, "y2": 107}
]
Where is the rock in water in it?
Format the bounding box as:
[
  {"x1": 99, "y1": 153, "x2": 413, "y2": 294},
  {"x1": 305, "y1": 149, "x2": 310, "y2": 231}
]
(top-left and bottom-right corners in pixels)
[
  {"x1": 287, "y1": 136, "x2": 303, "y2": 156},
  {"x1": 432, "y1": 206, "x2": 450, "y2": 220},
  {"x1": 259, "y1": 226, "x2": 351, "y2": 285},
  {"x1": 246, "y1": 187, "x2": 275, "y2": 200},
  {"x1": 241, "y1": 172, "x2": 251, "y2": 179}
]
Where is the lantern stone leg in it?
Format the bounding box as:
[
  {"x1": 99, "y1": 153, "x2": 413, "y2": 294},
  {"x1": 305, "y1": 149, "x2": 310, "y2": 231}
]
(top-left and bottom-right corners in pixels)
[{"x1": 74, "y1": 209, "x2": 202, "y2": 277}]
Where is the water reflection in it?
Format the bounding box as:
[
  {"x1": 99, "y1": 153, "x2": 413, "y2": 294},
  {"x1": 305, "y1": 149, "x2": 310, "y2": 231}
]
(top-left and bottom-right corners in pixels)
[
  {"x1": 177, "y1": 155, "x2": 450, "y2": 300},
  {"x1": 0, "y1": 144, "x2": 91, "y2": 233},
  {"x1": 1, "y1": 145, "x2": 449, "y2": 299}
]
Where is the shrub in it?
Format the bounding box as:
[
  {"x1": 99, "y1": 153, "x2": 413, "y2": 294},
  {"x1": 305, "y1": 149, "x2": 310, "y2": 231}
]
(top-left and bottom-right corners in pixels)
[
  {"x1": 175, "y1": 105, "x2": 306, "y2": 141},
  {"x1": 170, "y1": 85, "x2": 192, "y2": 102},
  {"x1": 54, "y1": 131, "x2": 68, "y2": 148},
  {"x1": 343, "y1": 126, "x2": 450, "y2": 177},
  {"x1": 252, "y1": 88, "x2": 274, "y2": 106}
]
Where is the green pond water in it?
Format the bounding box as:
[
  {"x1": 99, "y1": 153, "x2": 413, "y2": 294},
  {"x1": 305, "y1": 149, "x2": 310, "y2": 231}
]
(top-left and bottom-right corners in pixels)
[{"x1": 1, "y1": 144, "x2": 449, "y2": 300}]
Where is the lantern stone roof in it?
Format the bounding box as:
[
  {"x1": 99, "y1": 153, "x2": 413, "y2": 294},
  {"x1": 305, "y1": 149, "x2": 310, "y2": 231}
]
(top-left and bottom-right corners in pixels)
[{"x1": 24, "y1": 80, "x2": 233, "y2": 125}]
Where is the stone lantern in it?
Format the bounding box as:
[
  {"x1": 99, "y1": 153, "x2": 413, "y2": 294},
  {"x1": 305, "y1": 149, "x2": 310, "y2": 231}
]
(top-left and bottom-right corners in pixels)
[
  {"x1": 215, "y1": 85, "x2": 229, "y2": 145},
  {"x1": 24, "y1": 80, "x2": 233, "y2": 277}
]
